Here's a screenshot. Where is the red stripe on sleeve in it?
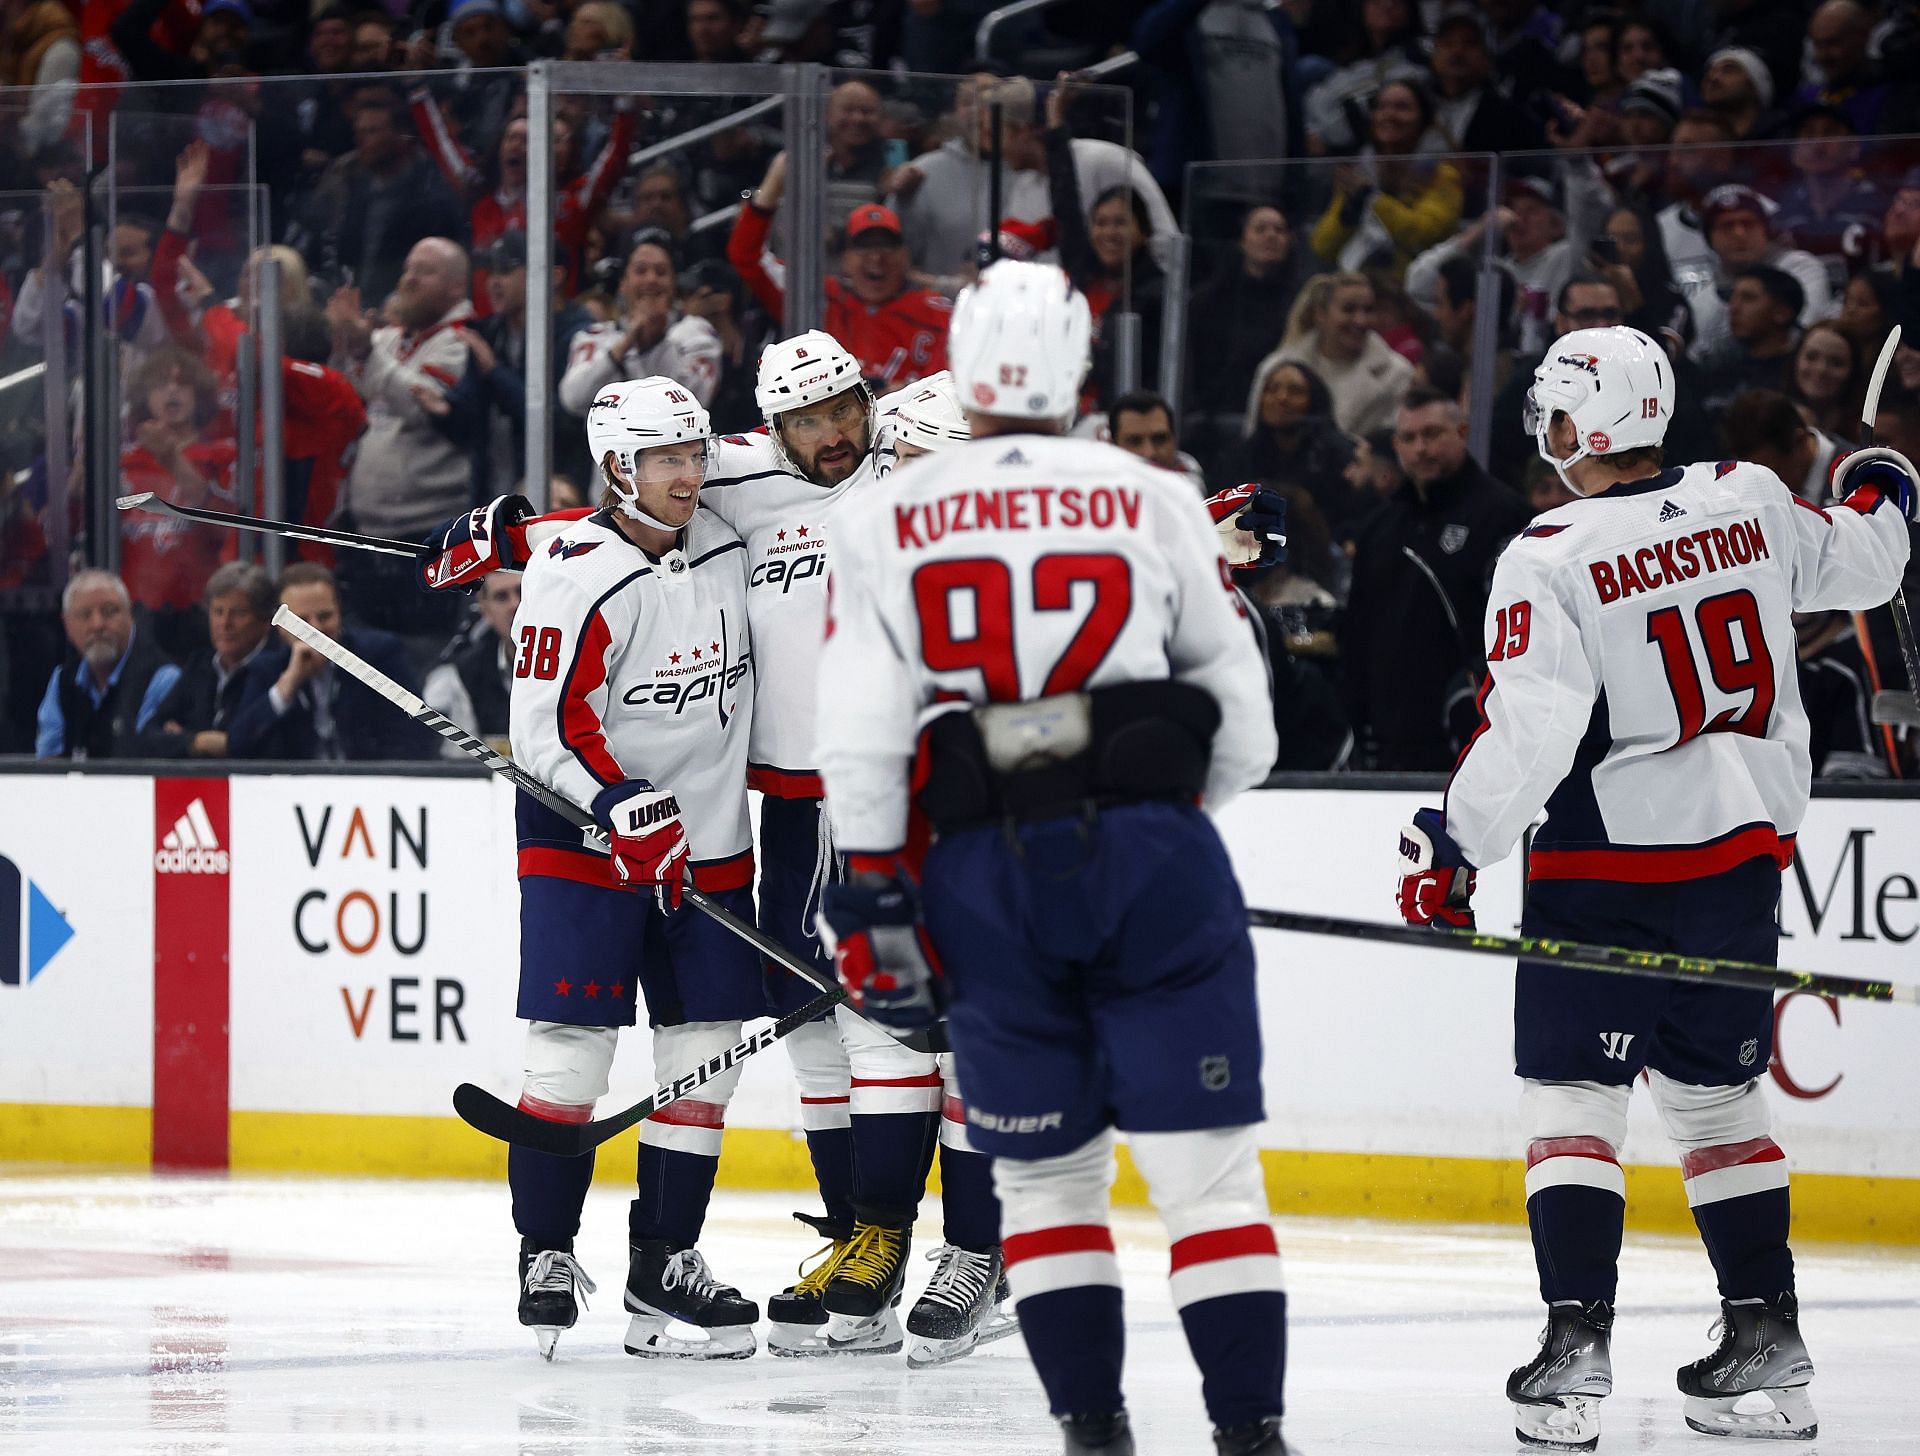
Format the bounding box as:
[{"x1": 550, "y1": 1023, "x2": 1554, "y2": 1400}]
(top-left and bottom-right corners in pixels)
[
  {"x1": 1169, "y1": 1224, "x2": 1279, "y2": 1272},
  {"x1": 560, "y1": 610, "x2": 624, "y2": 786}
]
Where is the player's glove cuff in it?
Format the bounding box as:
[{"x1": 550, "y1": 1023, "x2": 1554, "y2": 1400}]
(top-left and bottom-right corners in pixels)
[
  {"x1": 1832, "y1": 445, "x2": 1919, "y2": 521},
  {"x1": 818, "y1": 876, "x2": 945, "y2": 1038},
  {"x1": 1396, "y1": 806, "x2": 1477, "y2": 930},
  {"x1": 418, "y1": 494, "x2": 536, "y2": 593},
  {"x1": 1205, "y1": 483, "x2": 1289, "y2": 570}
]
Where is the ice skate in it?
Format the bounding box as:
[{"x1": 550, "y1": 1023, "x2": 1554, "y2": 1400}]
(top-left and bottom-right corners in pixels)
[
  {"x1": 766, "y1": 1213, "x2": 856, "y2": 1357},
  {"x1": 1059, "y1": 1410, "x2": 1134, "y2": 1454},
  {"x1": 814, "y1": 1219, "x2": 910, "y2": 1354},
  {"x1": 1507, "y1": 1299, "x2": 1614, "y2": 1451},
  {"x1": 1677, "y1": 1293, "x2": 1817, "y2": 1440},
  {"x1": 1212, "y1": 1416, "x2": 1296, "y2": 1455},
  {"x1": 517, "y1": 1241, "x2": 596, "y2": 1361},
  {"x1": 621, "y1": 1239, "x2": 758, "y2": 1359},
  {"x1": 906, "y1": 1243, "x2": 1018, "y2": 1368}
]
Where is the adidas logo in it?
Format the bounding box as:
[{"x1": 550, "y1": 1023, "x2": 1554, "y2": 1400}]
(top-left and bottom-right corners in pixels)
[
  {"x1": 154, "y1": 798, "x2": 230, "y2": 875},
  {"x1": 996, "y1": 447, "x2": 1029, "y2": 467},
  {"x1": 1658, "y1": 499, "x2": 1686, "y2": 523}
]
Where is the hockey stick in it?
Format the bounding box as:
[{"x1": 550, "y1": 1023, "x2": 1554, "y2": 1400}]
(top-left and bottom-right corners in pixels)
[
  {"x1": 268, "y1": 607, "x2": 877, "y2": 1154},
  {"x1": 1860, "y1": 326, "x2": 1920, "y2": 727},
  {"x1": 118, "y1": 492, "x2": 433, "y2": 560},
  {"x1": 1246, "y1": 907, "x2": 1916, "y2": 1006}
]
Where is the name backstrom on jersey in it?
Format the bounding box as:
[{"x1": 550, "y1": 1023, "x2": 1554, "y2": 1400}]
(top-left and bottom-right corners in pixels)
[
  {"x1": 1589, "y1": 517, "x2": 1770, "y2": 604},
  {"x1": 895, "y1": 485, "x2": 1144, "y2": 549}
]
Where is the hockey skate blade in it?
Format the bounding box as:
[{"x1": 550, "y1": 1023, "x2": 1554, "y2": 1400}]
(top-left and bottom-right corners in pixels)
[
  {"x1": 1514, "y1": 1395, "x2": 1602, "y2": 1452},
  {"x1": 821, "y1": 1308, "x2": 904, "y2": 1356},
  {"x1": 622, "y1": 1313, "x2": 756, "y2": 1360},
  {"x1": 532, "y1": 1326, "x2": 561, "y2": 1361},
  {"x1": 766, "y1": 1319, "x2": 840, "y2": 1358},
  {"x1": 1682, "y1": 1386, "x2": 1817, "y2": 1440},
  {"x1": 906, "y1": 1309, "x2": 1021, "y2": 1369},
  {"x1": 1872, "y1": 690, "x2": 1920, "y2": 728}
]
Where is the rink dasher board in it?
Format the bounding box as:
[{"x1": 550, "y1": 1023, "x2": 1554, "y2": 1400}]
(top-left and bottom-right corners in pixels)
[{"x1": 0, "y1": 770, "x2": 1915, "y2": 1242}]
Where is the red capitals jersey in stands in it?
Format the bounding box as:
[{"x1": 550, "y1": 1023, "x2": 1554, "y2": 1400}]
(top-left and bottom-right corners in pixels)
[
  {"x1": 279, "y1": 359, "x2": 368, "y2": 564},
  {"x1": 1446, "y1": 460, "x2": 1911, "y2": 883},
  {"x1": 727, "y1": 203, "x2": 951, "y2": 392},
  {"x1": 118, "y1": 439, "x2": 240, "y2": 612}
]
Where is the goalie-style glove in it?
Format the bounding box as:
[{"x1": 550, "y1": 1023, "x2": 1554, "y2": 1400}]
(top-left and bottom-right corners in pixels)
[
  {"x1": 1831, "y1": 445, "x2": 1919, "y2": 520},
  {"x1": 1205, "y1": 483, "x2": 1288, "y2": 570},
  {"x1": 1396, "y1": 806, "x2": 1477, "y2": 930},
  {"x1": 817, "y1": 858, "x2": 945, "y2": 1038},
  {"x1": 590, "y1": 781, "x2": 691, "y2": 912},
  {"x1": 418, "y1": 494, "x2": 535, "y2": 593}
]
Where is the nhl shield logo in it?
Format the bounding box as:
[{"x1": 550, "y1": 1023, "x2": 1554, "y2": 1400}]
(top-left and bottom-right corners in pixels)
[
  {"x1": 1199, "y1": 1055, "x2": 1231, "y2": 1092},
  {"x1": 1739, "y1": 1038, "x2": 1759, "y2": 1068},
  {"x1": 1439, "y1": 523, "x2": 1470, "y2": 555}
]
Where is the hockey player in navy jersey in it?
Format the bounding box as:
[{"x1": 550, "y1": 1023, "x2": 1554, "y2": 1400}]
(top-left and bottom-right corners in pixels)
[
  {"x1": 505, "y1": 376, "x2": 765, "y2": 1361},
  {"x1": 814, "y1": 260, "x2": 1290, "y2": 1456},
  {"x1": 1394, "y1": 325, "x2": 1915, "y2": 1449}
]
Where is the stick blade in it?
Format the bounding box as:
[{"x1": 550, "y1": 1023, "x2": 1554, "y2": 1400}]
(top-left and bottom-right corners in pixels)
[
  {"x1": 115, "y1": 492, "x2": 156, "y2": 511},
  {"x1": 451, "y1": 1082, "x2": 590, "y2": 1156},
  {"x1": 1872, "y1": 690, "x2": 1920, "y2": 728}
]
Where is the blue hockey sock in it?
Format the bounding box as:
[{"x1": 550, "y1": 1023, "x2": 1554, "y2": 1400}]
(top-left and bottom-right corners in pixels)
[
  {"x1": 848, "y1": 1109, "x2": 939, "y2": 1225},
  {"x1": 805, "y1": 1123, "x2": 855, "y2": 1228},
  {"x1": 1682, "y1": 1141, "x2": 1794, "y2": 1299},
  {"x1": 630, "y1": 1100, "x2": 725, "y2": 1247},
  {"x1": 1018, "y1": 1285, "x2": 1127, "y2": 1417},
  {"x1": 510, "y1": 1143, "x2": 595, "y2": 1250},
  {"x1": 1178, "y1": 1290, "x2": 1289, "y2": 1427},
  {"x1": 1527, "y1": 1185, "x2": 1626, "y2": 1304},
  {"x1": 938, "y1": 1141, "x2": 1002, "y2": 1250}
]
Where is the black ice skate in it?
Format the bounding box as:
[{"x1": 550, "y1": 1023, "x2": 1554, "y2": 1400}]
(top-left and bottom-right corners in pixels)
[
  {"x1": 622, "y1": 1238, "x2": 758, "y2": 1360},
  {"x1": 819, "y1": 1219, "x2": 910, "y2": 1354},
  {"x1": 906, "y1": 1243, "x2": 1019, "y2": 1368},
  {"x1": 517, "y1": 1240, "x2": 596, "y2": 1361},
  {"x1": 1059, "y1": 1410, "x2": 1135, "y2": 1455},
  {"x1": 1507, "y1": 1299, "x2": 1615, "y2": 1451},
  {"x1": 1677, "y1": 1293, "x2": 1817, "y2": 1440},
  {"x1": 1212, "y1": 1416, "x2": 1296, "y2": 1455},
  {"x1": 766, "y1": 1212, "x2": 855, "y2": 1357}
]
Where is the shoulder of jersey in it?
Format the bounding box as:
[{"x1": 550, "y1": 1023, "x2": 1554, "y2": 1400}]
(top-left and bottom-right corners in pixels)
[
  {"x1": 524, "y1": 511, "x2": 654, "y2": 593},
  {"x1": 706, "y1": 431, "x2": 781, "y2": 485},
  {"x1": 669, "y1": 312, "x2": 719, "y2": 345},
  {"x1": 685, "y1": 504, "x2": 744, "y2": 556}
]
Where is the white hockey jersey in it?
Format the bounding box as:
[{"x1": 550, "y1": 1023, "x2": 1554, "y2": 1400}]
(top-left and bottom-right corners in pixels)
[
  {"x1": 1446, "y1": 461, "x2": 1910, "y2": 880},
  {"x1": 816, "y1": 433, "x2": 1279, "y2": 853},
  {"x1": 508, "y1": 508, "x2": 755, "y2": 891},
  {"x1": 698, "y1": 431, "x2": 883, "y2": 797},
  {"x1": 557, "y1": 313, "x2": 722, "y2": 415}
]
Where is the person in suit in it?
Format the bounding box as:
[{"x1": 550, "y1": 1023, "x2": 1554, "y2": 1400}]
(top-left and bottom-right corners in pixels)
[
  {"x1": 132, "y1": 561, "x2": 277, "y2": 759},
  {"x1": 227, "y1": 561, "x2": 433, "y2": 761}
]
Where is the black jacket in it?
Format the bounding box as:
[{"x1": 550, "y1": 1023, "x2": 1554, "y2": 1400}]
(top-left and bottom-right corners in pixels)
[
  {"x1": 1340, "y1": 459, "x2": 1532, "y2": 770},
  {"x1": 128, "y1": 647, "x2": 264, "y2": 758},
  {"x1": 226, "y1": 626, "x2": 434, "y2": 761},
  {"x1": 46, "y1": 631, "x2": 176, "y2": 761},
  {"x1": 1187, "y1": 264, "x2": 1305, "y2": 420}
]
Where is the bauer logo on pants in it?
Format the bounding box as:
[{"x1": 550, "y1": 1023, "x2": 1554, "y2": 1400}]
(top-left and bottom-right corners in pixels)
[{"x1": 155, "y1": 797, "x2": 231, "y2": 875}]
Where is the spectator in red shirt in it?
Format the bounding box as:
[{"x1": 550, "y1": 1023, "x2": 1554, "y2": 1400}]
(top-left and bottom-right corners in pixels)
[
  {"x1": 118, "y1": 346, "x2": 240, "y2": 658},
  {"x1": 728, "y1": 153, "x2": 951, "y2": 392}
]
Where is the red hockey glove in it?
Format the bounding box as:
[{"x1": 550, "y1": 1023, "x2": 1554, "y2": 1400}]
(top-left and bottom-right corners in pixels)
[
  {"x1": 591, "y1": 781, "x2": 691, "y2": 911},
  {"x1": 1204, "y1": 483, "x2": 1289, "y2": 570},
  {"x1": 1396, "y1": 807, "x2": 1477, "y2": 930},
  {"x1": 817, "y1": 860, "x2": 945, "y2": 1038},
  {"x1": 418, "y1": 494, "x2": 535, "y2": 593}
]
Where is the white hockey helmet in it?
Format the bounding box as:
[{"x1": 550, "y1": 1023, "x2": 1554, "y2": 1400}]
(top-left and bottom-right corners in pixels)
[
  {"x1": 585, "y1": 376, "x2": 712, "y2": 529},
  {"x1": 888, "y1": 370, "x2": 970, "y2": 458},
  {"x1": 755, "y1": 329, "x2": 875, "y2": 475},
  {"x1": 1526, "y1": 325, "x2": 1673, "y2": 494},
  {"x1": 949, "y1": 259, "x2": 1091, "y2": 424}
]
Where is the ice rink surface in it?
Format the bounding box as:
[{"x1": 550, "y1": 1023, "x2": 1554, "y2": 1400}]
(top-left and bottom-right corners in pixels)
[{"x1": 1, "y1": 1171, "x2": 1914, "y2": 1456}]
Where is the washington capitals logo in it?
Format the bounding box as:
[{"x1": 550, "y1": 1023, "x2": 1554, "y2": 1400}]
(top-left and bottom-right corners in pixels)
[
  {"x1": 549, "y1": 538, "x2": 601, "y2": 561},
  {"x1": 1557, "y1": 353, "x2": 1601, "y2": 375}
]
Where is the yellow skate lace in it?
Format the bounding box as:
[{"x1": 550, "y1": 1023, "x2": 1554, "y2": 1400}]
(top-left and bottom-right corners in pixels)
[
  {"x1": 833, "y1": 1223, "x2": 905, "y2": 1290},
  {"x1": 787, "y1": 1238, "x2": 851, "y2": 1298}
]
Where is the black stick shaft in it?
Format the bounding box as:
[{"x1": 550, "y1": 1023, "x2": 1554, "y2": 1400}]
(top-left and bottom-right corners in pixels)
[
  {"x1": 988, "y1": 100, "x2": 1003, "y2": 264},
  {"x1": 118, "y1": 492, "x2": 431, "y2": 559},
  {"x1": 1246, "y1": 907, "x2": 1913, "y2": 1006}
]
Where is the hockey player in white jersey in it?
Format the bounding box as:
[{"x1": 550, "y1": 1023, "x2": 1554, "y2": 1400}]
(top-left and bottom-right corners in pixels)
[
  {"x1": 877, "y1": 369, "x2": 970, "y2": 473},
  {"x1": 814, "y1": 260, "x2": 1291, "y2": 1456},
  {"x1": 506, "y1": 376, "x2": 765, "y2": 1361},
  {"x1": 1393, "y1": 325, "x2": 1915, "y2": 1449}
]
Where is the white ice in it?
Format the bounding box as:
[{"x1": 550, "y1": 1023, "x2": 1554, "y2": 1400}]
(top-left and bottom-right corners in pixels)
[{"x1": 1, "y1": 1172, "x2": 1914, "y2": 1455}]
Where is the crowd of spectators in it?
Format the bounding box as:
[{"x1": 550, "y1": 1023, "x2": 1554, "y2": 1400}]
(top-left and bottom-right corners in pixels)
[{"x1": 0, "y1": 0, "x2": 1914, "y2": 782}]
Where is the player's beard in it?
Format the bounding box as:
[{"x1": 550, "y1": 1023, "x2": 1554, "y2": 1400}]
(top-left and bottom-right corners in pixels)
[{"x1": 797, "y1": 429, "x2": 867, "y2": 487}]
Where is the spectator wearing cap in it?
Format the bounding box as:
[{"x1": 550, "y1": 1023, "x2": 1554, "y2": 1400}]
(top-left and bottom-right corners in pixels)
[
  {"x1": 1699, "y1": 264, "x2": 1805, "y2": 417},
  {"x1": 428, "y1": 0, "x2": 529, "y2": 166},
  {"x1": 1602, "y1": 68, "x2": 1685, "y2": 208},
  {"x1": 561, "y1": 230, "x2": 722, "y2": 415},
  {"x1": 1187, "y1": 205, "x2": 1310, "y2": 430},
  {"x1": 1405, "y1": 171, "x2": 1579, "y2": 347},
  {"x1": 1300, "y1": 0, "x2": 1429, "y2": 156},
  {"x1": 730, "y1": 159, "x2": 951, "y2": 394},
  {"x1": 433, "y1": 230, "x2": 594, "y2": 497},
  {"x1": 1311, "y1": 78, "x2": 1462, "y2": 279},
  {"x1": 1702, "y1": 45, "x2": 1781, "y2": 141},
  {"x1": 1692, "y1": 184, "x2": 1833, "y2": 360},
  {"x1": 130, "y1": 561, "x2": 277, "y2": 760},
  {"x1": 1427, "y1": 7, "x2": 1544, "y2": 159},
  {"x1": 36, "y1": 570, "x2": 181, "y2": 761},
  {"x1": 1792, "y1": 1, "x2": 1886, "y2": 137},
  {"x1": 1776, "y1": 106, "x2": 1887, "y2": 285},
  {"x1": 1707, "y1": 1, "x2": 1802, "y2": 111}
]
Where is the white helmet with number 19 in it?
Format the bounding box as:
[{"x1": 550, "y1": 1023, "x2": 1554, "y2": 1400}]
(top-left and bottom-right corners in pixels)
[
  {"x1": 586, "y1": 376, "x2": 712, "y2": 530},
  {"x1": 1526, "y1": 325, "x2": 1673, "y2": 494},
  {"x1": 949, "y1": 259, "x2": 1091, "y2": 424}
]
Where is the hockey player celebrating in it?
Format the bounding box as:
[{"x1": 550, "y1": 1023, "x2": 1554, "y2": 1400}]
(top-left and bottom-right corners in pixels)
[
  {"x1": 877, "y1": 369, "x2": 971, "y2": 473},
  {"x1": 814, "y1": 259, "x2": 1291, "y2": 1456},
  {"x1": 506, "y1": 376, "x2": 765, "y2": 1361},
  {"x1": 1395, "y1": 325, "x2": 1914, "y2": 1449}
]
